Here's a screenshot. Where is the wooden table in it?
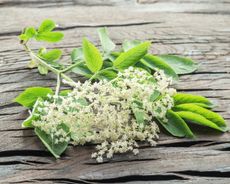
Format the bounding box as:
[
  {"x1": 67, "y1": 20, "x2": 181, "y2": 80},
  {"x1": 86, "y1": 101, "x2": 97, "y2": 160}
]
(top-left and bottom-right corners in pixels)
[{"x1": 0, "y1": 0, "x2": 230, "y2": 183}]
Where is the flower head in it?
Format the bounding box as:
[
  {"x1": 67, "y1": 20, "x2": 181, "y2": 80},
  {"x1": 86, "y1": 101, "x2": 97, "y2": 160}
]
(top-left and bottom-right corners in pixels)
[{"x1": 32, "y1": 68, "x2": 176, "y2": 162}]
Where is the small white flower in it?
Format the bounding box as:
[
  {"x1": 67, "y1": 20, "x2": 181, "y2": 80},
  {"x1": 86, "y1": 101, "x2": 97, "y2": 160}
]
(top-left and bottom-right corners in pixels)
[
  {"x1": 133, "y1": 149, "x2": 139, "y2": 155},
  {"x1": 96, "y1": 156, "x2": 103, "y2": 163}
]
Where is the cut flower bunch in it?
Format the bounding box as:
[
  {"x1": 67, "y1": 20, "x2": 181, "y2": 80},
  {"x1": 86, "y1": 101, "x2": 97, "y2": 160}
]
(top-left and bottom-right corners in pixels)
[{"x1": 15, "y1": 19, "x2": 228, "y2": 161}]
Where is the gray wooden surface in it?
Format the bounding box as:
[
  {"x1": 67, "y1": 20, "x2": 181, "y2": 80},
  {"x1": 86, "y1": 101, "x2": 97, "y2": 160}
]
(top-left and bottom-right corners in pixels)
[{"x1": 0, "y1": 0, "x2": 230, "y2": 183}]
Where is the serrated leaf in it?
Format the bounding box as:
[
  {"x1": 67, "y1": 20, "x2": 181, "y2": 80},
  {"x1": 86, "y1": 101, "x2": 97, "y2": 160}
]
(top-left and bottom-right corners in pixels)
[
  {"x1": 157, "y1": 110, "x2": 194, "y2": 138},
  {"x1": 36, "y1": 32, "x2": 64, "y2": 42},
  {"x1": 35, "y1": 123, "x2": 69, "y2": 158},
  {"x1": 39, "y1": 49, "x2": 62, "y2": 62},
  {"x1": 159, "y1": 55, "x2": 198, "y2": 74},
  {"x1": 38, "y1": 64, "x2": 48, "y2": 75},
  {"x1": 113, "y1": 42, "x2": 151, "y2": 69},
  {"x1": 122, "y1": 40, "x2": 142, "y2": 52},
  {"x1": 173, "y1": 103, "x2": 227, "y2": 128},
  {"x1": 141, "y1": 54, "x2": 178, "y2": 81},
  {"x1": 176, "y1": 111, "x2": 227, "y2": 132},
  {"x1": 82, "y1": 38, "x2": 103, "y2": 73},
  {"x1": 71, "y1": 48, "x2": 83, "y2": 62},
  {"x1": 14, "y1": 87, "x2": 53, "y2": 108},
  {"x1": 173, "y1": 93, "x2": 213, "y2": 108},
  {"x1": 97, "y1": 27, "x2": 116, "y2": 53},
  {"x1": 38, "y1": 19, "x2": 56, "y2": 33}
]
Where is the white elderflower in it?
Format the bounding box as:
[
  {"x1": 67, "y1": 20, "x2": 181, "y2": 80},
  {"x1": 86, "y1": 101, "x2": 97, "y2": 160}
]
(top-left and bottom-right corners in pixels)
[{"x1": 32, "y1": 68, "x2": 176, "y2": 162}]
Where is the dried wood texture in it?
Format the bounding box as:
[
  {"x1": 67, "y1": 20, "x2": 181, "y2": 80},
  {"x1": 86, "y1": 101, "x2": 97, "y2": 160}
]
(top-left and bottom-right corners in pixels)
[{"x1": 0, "y1": 0, "x2": 230, "y2": 183}]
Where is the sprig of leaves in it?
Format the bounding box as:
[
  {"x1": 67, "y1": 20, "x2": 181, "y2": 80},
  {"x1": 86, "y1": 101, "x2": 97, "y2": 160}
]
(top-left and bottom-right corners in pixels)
[
  {"x1": 20, "y1": 19, "x2": 63, "y2": 43},
  {"x1": 19, "y1": 19, "x2": 199, "y2": 84},
  {"x1": 16, "y1": 19, "x2": 228, "y2": 158}
]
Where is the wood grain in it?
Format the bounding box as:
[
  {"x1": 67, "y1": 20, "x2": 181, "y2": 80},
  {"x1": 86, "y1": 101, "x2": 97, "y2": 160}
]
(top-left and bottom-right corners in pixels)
[{"x1": 0, "y1": 0, "x2": 230, "y2": 183}]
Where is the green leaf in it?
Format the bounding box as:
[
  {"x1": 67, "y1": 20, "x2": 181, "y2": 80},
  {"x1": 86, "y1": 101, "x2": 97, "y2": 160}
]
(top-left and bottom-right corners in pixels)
[
  {"x1": 38, "y1": 65, "x2": 48, "y2": 75},
  {"x1": 82, "y1": 38, "x2": 103, "y2": 73},
  {"x1": 39, "y1": 49, "x2": 62, "y2": 62},
  {"x1": 36, "y1": 32, "x2": 64, "y2": 42},
  {"x1": 71, "y1": 63, "x2": 93, "y2": 78},
  {"x1": 19, "y1": 34, "x2": 28, "y2": 41},
  {"x1": 175, "y1": 111, "x2": 227, "y2": 132},
  {"x1": 191, "y1": 103, "x2": 213, "y2": 109},
  {"x1": 173, "y1": 103, "x2": 227, "y2": 128},
  {"x1": 14, "y1": 87, "x2": 53, "y2": 108},
  {"x1": 71, "y1": 48, "x2": 83, "y2": 62},
  {"x1": 113, "y1": 42, "x2": 151, "y2": 69},
  {"x1": 131, "y1": 100, "x2": 146, "y2": 125},
  {"x1": 35, "y1": 124, "x2": 69, "y2": 158},
  {"x1": 122, "y1": 40, "x2": 142, "y2": 52},
  {"x1": 173, "y1": 93, "x2": 213, "y2": 108},
  {"x1": 107, "y1": 52, "x2": 120, "y2": 62},
  {"x1": 159, "y1": 55, "x2": 198, "y2": 74},
  {"x1": 135, "y1": 61, "x2": 152, "y2": 73},
  {"x1": 59, "y1": 90, "x2": 72, "y2": 96},
  {"x1": 150, "y1": 90, "x2": 160, "y2": 102},
  {"x1": 25, "y1": 27, "x2": 37, "y2": 38},
  {"x1": 38, "y1": 19, "x2": 56, "y2": 33},
  {"x1": 37, "y1": 48, "x2": 62, "y2": 69},
  {"x1": 97, "y1": 69, "x2": 118, "y2": 81},
  {"x1": 157, "y1": 110, "x2": 194, "y2": 138},
  {"x1": 19, "y1": 27, "x2": 37, "y2": 41},
  {"x1": 76, "y1": 98, "x2": 89, "y2": 106},
  {"x1": 141, "y1": 54, "x2": 178, "y2": 80},
  {"x1": 97, "y1": 27, "x2": 116, "y2": 53},
  {"x1": 22, "y1": 97, "x2": 43, "y2": 128},
  {"x1": 133, "y1": 109, "x2": 145, "y2": 125},
  {"x1": 102, "y1": 60, "x2": 113, "y2": 68}
]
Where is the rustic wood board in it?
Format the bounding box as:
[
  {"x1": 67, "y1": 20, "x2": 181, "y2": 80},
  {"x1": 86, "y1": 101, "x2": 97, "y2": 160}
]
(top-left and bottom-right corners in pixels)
[{"x1": 0, "y1": 0, "x2": 230, "y2": 183}]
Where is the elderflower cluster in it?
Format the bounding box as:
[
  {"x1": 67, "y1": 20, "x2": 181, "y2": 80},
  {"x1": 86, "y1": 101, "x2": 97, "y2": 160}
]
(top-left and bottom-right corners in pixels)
[{"x1": 32, "y1": 67, "x2": 176, "y2": 162}]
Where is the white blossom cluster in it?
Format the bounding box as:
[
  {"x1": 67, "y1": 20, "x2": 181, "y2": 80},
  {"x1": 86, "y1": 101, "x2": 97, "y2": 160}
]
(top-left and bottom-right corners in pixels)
[{"x1": 33, "y1": 67, "x2": 176, "y2": 162}]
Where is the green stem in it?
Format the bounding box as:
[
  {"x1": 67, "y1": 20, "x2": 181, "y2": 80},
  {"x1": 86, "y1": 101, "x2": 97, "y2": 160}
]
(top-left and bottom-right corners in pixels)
[
  {"x1": 23, "y1": 44, "x2": 76, "y2": 84},
  {"x1": 55, "y1": 73, "x2": 61, "y2": 96},
  {"x1": 61, "y1": 61, "x2": 84, "y2": 73},
  {"x1": 89, "y1": 72, "x2": 98, "y2": 81},
  {"x1": 29, "y1": 52, "x2": 60, "y2": 74}
]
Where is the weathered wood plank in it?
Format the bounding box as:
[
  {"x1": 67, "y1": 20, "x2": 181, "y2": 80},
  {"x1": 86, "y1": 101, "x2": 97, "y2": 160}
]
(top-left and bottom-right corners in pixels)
[{"x1": 0, "y1": 1, "x2": 230, "y2": 183}]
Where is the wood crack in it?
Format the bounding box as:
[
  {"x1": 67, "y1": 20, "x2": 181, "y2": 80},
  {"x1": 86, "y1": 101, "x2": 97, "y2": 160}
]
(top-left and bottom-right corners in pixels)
[
  {"x1": 0, "y1": 150, "x2": 51, "y2": 158},
  {"x1": 0, "y1": 21, "x2": 162, "y2": 38},
  {"x1": 0, "y1": 160, "x2": 48, "y2": 166},
  {"x1": 85, "y1": 174, "x2": 188, "y2": 183},
  {"x1": 173, "y1": 170, "x2": 230, "y2": 178}
]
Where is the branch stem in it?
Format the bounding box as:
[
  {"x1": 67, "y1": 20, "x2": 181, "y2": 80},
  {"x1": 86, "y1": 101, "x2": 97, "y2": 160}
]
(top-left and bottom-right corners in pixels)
[
  {"x1": 55, "y1": 73, "x2": 61, "y2": 96},
  {"x1": 23, "y1": 44, "x2": 76, "y2": 84},
  {"x1": 61, "y1": 61, "x2": 84, "y2": 73}
]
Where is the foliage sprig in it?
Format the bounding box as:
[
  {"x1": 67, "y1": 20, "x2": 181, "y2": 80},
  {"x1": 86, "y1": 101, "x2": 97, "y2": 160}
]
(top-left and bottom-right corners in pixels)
[{"x1": 15, "y1": 19, "x2": 228, "y2": 160}]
